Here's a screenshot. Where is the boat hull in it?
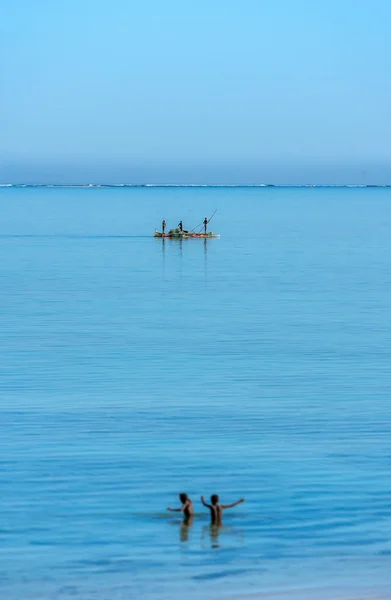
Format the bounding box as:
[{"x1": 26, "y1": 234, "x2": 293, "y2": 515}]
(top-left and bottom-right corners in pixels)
[{"x1": 154, "y1": 231, "x2": 219, "y2": 239}]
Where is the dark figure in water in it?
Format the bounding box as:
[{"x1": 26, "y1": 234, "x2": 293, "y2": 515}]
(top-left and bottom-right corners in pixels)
[
  {"x1": 203, "y1": 217, "x2": 208, "y2": 233},
  {"x1": 201, "y1": 494, "x2": 245, "y2": 526},
  {"x1": 167, "y1": 493, "x2": 194, "y2": 521},
  {"x1": 162, "y1": 219, "x2": 166, "y2": 234},
  {"x1": 178, "y1": 220, "x2": 183, "y2": 232}
]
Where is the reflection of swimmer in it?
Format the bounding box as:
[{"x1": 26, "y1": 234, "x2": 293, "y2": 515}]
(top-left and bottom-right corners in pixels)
[
  {"x1": 167, "y1": 493, "x2": 194, "y2": 520},
  {"x1": 201, "y1": 494, "x2": 245, "y2": 525},
  {"x1": 202, "y1": 524, "x2": 245, "y2": 549},
  {"x1": 201, "y1": 524, "x2": 222, "y2": 549},
  {"x1": 209, "y1": 524, "x2": 220, "y2": 548},
  {"x1": 180, "y1": 516, "x2": 193, "y2": 543}
]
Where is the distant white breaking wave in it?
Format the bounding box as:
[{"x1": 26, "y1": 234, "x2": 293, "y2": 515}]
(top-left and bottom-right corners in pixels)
[{"x1": 0, "y1": 183, "x2": 390, "y2": 188}]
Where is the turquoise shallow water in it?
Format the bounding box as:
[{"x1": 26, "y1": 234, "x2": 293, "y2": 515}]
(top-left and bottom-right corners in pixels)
[{"x1": 1, "y1": 186, "x2": 391, "y2": 600}]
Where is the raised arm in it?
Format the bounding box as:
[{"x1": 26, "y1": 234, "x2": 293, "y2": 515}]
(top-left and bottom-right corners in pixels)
[
  {"x1": 221, "y1": 498, "x2": 245, "y2": 510},
  {"x1": 201, "y1": 495, "x2": 212, "y2": 509},
  {"x1": 167, "y1": 501, "x2": 188, "y2": 512}
]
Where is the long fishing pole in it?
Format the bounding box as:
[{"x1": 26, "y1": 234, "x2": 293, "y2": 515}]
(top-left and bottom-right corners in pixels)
[
  {"x1": 190, "y1": 221, "x2": 203, "y2": 233},
  {"x1": 207, "y1": 209, "x2": 217, "y2": 224},
  {"x1": 190, "y1": 209, "x2": 217, "y2": 233}
]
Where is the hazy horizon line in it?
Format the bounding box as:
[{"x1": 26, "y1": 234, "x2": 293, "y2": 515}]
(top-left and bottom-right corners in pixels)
[{"x1": 1, "y1": 183, "x2": 391, "y2": 188}]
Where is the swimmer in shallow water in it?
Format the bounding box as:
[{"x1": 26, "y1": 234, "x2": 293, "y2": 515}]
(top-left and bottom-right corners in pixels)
[
  {"x1": 167, "y1": 493, "x2": 194, "y2": 521},
  {"x1": 201, "y1": 494, "x2": 245, "y2": 525}
]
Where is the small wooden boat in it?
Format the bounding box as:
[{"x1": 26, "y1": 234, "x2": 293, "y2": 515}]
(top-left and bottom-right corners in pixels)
[
  {"x1": 155, "y1": 212, "x2": 219, "y2": 238},
  {"x1": 154, "y1": 229, "x2": 219, "y2": 239}
]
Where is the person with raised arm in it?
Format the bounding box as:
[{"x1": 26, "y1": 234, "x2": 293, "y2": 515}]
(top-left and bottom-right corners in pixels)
[
  {"x1": 201, "y1": 494, "x2": 245, "y2": 525},
  {"x1": 167, "y1": 493, "x2": 194, "y2": 521}
]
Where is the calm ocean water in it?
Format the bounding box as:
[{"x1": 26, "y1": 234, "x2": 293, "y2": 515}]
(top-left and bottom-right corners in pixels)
[{"x1": 1, "y1": 186, "x2": 391, "y2": 600}]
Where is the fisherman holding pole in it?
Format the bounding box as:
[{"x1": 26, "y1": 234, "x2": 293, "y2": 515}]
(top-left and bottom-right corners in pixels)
[{"x1": 203, "y1": 217, "x2": 208, "y2": 233}]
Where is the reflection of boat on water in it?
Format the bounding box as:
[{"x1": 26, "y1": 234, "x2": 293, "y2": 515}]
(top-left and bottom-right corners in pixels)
[{"x1": 154, "y1": 228, "x2": 219, "y2": 239}]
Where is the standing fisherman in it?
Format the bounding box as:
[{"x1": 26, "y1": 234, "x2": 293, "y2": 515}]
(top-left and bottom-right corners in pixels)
[
  {"x1": 203, "y1": 217, "x2": 208, "y2": 233},
  {"x1": 162, "y1": 219, "x2": 166, "y2": 235},
  {"x1": 178, "y1": 220, "x2": 183, "y2": 232}
]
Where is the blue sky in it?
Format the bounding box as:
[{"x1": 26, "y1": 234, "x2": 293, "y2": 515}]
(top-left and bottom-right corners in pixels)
[{"x1": 1, "y1": 0, "x2": 390, "y2": 183}]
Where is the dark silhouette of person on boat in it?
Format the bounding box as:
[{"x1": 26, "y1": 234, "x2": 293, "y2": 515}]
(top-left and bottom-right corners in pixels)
[
  {"x1": 167, "y1": 493, "x2": 194, "y2": 522},
  {"x1": 162, "y1": 219, "x2": 166, "y2": 234},
  {"x1": 178, "y1": 221, "x2": 189, "y2": 234},
  {"x1": 201, "y1": 494, "x2": 245, "y2": 525},
  {"x1": 204, "y1": 217, "x2": 208, "y2": 233}
]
